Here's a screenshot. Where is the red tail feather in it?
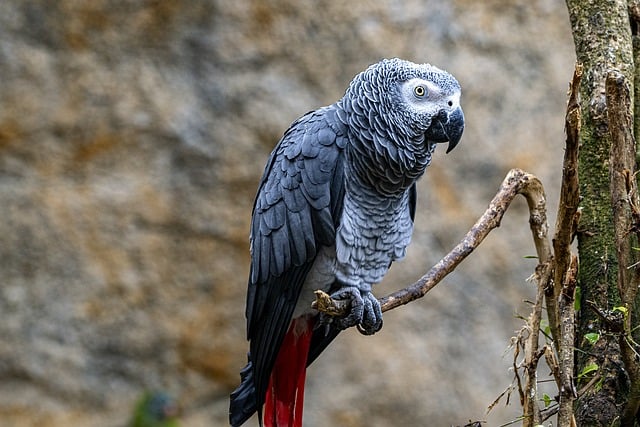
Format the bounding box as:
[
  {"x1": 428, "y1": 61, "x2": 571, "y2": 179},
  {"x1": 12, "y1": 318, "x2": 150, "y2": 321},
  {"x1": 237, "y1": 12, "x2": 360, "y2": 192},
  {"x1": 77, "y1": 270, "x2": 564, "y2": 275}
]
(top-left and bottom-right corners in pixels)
[{"x1": 264, "y1": 316, "x2": 313, "y2": 427}]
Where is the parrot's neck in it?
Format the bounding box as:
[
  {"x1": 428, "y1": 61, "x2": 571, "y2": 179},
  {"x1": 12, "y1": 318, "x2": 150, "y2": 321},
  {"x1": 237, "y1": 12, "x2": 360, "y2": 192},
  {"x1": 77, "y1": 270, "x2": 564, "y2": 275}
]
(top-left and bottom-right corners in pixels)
[
  {"x1": 346, "y1": 131, "x2": 432, "y2": 195},
  {"x1": 336, "y1": 101, "x2": 433, "y2": 196}
]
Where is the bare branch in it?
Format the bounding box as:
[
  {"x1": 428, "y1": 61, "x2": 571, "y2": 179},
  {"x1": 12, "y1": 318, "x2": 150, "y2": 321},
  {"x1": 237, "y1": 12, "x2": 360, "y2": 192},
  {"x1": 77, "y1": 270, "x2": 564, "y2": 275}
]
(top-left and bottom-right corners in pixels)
[
  {"x1": 550, "y1": 63, "x2": 583, "y2": 345},
  {"x1": 607, "y1": 70, "x2": 637, "y2": 305},
  {"x1": 380, "y1": 168, "x2": 549, "y2": 313},
  {"x1": 313, "y1": 168, "x2": 550, "y2": 316},
  {"x1": 312, "y1": 67, "x2": 589, "y2": 427},
  {"x1": 558, "y1": 254, "x2": 578, "y2": 427},
  {"x1": 522, "y1": 263, "x2": 548, "y2": 426},
  {"x1": 544, "y1": 345, "x2": 561, "y2": 389},
  {"x1": 606, "y1": 69, "x2": 640, "y2": 426}
]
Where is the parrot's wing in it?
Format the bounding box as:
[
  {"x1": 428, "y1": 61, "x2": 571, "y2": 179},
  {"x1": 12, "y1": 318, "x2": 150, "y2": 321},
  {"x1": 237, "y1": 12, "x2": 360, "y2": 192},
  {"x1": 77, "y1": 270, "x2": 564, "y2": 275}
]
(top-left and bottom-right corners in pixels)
[
  {"x1": 245, "y1": 106, "x2": 347, "y2": 411},
  {"x1": 408, "y1": 182, "x2": 417, "y2": 222}
]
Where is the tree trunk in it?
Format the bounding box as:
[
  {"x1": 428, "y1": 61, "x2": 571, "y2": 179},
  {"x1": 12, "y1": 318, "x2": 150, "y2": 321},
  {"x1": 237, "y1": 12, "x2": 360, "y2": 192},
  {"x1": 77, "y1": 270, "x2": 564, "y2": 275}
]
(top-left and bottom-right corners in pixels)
[{"x1": 565, "y1": 1, "x2": 636, "y2": 425}]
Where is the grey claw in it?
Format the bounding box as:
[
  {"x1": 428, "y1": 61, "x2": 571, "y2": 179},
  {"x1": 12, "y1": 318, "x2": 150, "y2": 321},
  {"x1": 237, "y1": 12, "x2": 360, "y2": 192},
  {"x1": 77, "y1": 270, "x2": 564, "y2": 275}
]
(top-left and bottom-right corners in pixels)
[
  {"x1": 334, "y1": 287, "x2": 363, "y2": 330},
  {"x1": 315, "y1": 314, "x2": 333, "y2": 336},
  {"x1": 358, "y1": 292, "x2": 383, "y2": 335},
  {"x1": 328, "y1": 286, "x2": 383, "y2": 334}
]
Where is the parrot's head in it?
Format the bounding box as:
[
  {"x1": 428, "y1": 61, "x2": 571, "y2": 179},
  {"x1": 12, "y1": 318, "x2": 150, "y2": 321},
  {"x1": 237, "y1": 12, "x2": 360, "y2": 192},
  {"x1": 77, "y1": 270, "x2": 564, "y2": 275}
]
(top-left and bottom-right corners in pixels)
[
  {"x1": 393, "y1": 61, "x2": 464, "y2": 154},
  {"x1": 343, "y1": 58, "x2": 465, "y2": 155}
]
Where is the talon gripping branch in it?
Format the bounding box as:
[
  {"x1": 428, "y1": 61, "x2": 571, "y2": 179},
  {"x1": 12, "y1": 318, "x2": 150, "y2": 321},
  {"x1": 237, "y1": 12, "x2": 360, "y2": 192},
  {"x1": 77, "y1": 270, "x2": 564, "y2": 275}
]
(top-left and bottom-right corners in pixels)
[{"x1": 230, "y1": 58, "x2": 464, "y2": 427}]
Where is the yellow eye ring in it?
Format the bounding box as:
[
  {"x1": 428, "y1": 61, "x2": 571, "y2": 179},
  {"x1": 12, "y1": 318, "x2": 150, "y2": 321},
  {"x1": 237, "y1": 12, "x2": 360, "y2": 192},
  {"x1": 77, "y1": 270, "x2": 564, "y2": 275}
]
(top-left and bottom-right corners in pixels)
[{"x1": 413, "y1": 85, "x2": 426, "y2": 97}]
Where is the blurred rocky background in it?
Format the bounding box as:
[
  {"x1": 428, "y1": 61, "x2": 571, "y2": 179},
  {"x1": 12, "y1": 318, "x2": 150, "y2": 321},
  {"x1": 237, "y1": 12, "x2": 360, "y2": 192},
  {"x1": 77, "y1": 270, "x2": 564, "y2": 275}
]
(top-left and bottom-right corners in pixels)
[{"x1": 0, "y1": 1, "x2": 574, "y2": 426}]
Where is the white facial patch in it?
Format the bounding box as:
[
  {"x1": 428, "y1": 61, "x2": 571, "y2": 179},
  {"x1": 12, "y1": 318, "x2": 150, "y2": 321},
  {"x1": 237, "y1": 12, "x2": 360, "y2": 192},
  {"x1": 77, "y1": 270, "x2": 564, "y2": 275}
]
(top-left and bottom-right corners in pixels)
[{"x1": 400, "y1": 78, "x2": 460, "y2": 114}]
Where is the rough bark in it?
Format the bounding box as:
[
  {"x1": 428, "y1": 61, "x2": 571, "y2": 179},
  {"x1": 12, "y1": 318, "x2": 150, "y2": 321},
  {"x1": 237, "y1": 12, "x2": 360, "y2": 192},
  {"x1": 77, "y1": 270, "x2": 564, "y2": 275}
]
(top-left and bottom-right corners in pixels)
[
  {"x1": 565, "y1": 0, "x2": 636, "y2": 425},
  {"x1": 607, "y1": 69, "x2": 640, "y2": 426}
]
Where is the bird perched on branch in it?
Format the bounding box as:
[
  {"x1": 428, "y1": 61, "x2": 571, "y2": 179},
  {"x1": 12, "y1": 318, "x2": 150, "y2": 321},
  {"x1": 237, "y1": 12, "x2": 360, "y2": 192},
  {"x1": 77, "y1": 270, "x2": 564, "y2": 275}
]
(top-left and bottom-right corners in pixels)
[{"x1": 229, "y1": 58, "x2": 464, "y2": 427}]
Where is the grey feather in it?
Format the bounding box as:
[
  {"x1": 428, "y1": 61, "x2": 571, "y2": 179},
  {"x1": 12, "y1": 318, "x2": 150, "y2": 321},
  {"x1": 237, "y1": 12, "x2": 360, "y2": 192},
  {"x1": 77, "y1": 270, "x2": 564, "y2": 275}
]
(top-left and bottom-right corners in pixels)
[{"x1": 230, "y1": 58, "x2": 464, "y2": 427}]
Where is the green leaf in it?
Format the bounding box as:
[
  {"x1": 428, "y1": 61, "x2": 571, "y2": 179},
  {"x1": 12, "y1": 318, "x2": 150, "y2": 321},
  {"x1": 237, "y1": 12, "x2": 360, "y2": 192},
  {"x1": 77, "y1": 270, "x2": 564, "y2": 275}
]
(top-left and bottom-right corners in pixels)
[
  {"x1": 538, "y1": 319, "x2": 552, "y2": 341},
  {"x1": 540, "y1": 319, "x2": 548, "y2": 331},
  {"x1": 613, "y1": 306, "x2": 628, "y2": 315},
  {"x1": 523, "y1": 255, "x2": 539, "y2": 259},
  {"x1": 595, "y1": 376, "x2": 604, "y2": 392},
  {"x1": 584, "y1": 332, "x2": 600, "y2": 345},
  {"x1": 542, "y1": 393, "x2": 552, "y2": 407},
  {"x1": 578, "y1": 362, "x2": 599, "y2": 379}
]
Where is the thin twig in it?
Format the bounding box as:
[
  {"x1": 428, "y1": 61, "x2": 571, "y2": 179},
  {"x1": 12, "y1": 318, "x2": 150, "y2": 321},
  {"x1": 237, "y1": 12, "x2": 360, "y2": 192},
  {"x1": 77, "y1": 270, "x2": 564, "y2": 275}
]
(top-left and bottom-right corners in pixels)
[
  {"x1": 544, "y1": 344, "x2": 561, "y2": 390},
  {"x1": 522, "y1": 264, "x2": 547, "y2": 426}
]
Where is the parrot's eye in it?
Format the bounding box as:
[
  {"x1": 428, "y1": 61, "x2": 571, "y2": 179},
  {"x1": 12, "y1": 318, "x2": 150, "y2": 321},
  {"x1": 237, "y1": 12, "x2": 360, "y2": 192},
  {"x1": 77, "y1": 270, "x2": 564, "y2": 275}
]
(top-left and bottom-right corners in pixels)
[{"x1": 413, "y1": 85, "x2": 426, "y2": 97}]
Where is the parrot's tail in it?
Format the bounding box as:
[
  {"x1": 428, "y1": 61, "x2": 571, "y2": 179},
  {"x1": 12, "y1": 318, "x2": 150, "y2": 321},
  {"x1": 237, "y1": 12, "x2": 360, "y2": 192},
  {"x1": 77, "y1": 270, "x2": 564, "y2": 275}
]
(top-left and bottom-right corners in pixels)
[
  {"x1": 229, "y1": 356, "x2": 258, "y2": 427},
  {"x1": 263, "y1": 316, "x2": 314, "y2": 427}
]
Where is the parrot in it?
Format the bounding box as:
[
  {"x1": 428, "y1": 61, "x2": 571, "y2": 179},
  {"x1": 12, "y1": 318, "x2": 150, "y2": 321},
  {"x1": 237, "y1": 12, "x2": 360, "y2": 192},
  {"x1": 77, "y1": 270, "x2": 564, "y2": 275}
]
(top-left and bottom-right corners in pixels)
[{"x1": 229, "y1": 58, "x2": 464, "y2": 427}]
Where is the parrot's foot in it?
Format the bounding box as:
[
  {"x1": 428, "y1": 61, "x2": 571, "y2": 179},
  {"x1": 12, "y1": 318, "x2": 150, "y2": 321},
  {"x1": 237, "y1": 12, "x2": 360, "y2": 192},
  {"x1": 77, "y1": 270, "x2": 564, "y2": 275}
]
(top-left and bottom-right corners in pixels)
[{"x1": 319, "y1": 286, "x2": 382, "y2": 335}]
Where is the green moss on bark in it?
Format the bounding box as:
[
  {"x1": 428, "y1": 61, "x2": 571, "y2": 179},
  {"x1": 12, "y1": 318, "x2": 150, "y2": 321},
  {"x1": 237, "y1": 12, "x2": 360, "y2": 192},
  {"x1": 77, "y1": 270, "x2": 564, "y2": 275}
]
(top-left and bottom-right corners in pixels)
[{"x1": 566, "y1": 0, "x2": 634, "y2": 425}]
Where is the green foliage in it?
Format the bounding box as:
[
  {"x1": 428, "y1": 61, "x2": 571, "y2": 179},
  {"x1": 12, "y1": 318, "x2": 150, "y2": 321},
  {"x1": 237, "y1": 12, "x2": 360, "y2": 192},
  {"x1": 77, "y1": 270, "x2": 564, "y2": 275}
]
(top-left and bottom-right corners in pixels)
[
  {"x1": 583, "y1": 332, "x2": 600, "y2": 345},
  {"x1": 612, "y1": 306, "x2": 628, "y2": 316},
  {"x1": 129, "y1": 391, "x2": 180, "y2": 427},
  {"x1": 577, "y1": 362, "x2": 599, "y2": 380}
]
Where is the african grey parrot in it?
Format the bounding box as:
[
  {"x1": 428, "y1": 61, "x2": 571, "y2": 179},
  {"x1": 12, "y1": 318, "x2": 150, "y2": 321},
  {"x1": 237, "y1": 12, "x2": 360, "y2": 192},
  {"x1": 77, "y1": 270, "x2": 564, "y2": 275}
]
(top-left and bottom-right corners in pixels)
[{"x1": 229, "y1": 58, "x2": 464, "y2": 427}]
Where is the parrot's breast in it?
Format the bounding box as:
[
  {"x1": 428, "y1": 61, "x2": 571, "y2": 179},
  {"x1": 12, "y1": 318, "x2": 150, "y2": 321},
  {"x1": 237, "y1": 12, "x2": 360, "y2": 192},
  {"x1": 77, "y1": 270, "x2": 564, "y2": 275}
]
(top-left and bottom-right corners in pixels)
[{"x1": 334, "y1": 189, "x2": 414, "y2": 291}]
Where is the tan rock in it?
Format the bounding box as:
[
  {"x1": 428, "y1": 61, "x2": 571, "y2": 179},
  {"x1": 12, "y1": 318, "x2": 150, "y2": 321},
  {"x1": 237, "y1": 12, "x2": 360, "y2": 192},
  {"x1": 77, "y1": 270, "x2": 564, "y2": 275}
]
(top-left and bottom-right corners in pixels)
[{"x1": 0, "y1": 1, "x2": 574, "y2": 425}]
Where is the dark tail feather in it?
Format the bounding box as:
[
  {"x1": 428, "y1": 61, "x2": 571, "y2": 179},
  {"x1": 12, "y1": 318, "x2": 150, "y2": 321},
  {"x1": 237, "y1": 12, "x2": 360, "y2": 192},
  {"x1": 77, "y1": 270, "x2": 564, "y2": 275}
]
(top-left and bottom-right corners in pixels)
[
  {"x1": 229, "y1": 355, "x2": 259, "y2": 427},
  {"x1": 307, "y1": 324, "x2": 341, "y2": 366}
]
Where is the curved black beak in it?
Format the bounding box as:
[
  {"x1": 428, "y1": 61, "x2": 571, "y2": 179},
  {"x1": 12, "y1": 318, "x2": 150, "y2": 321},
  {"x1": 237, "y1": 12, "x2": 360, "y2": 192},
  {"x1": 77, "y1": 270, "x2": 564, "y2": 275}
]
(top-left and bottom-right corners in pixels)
[{"x1": 425, "y1": 106, "x2": 465, "y2": 153}]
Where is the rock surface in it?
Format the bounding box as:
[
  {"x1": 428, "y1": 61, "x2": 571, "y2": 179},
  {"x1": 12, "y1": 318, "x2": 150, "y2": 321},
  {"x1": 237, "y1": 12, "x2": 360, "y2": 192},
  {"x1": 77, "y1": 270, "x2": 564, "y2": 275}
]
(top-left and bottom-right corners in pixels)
[{"x1": 0, "y1": 1, "x2": 574, "y2": 425}]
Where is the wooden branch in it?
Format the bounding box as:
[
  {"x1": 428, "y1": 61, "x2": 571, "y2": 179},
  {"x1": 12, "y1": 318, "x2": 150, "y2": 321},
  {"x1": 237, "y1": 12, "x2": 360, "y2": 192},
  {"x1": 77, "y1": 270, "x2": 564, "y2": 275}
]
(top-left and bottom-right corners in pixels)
[
  {"x1": 550, "y1": 63, "x2": 583, "y2": 345},
  {"x1": 558, "y1": 254, "x2": 578, "y2": 427},
  {"x1": 606, "y1": 69, "x2": 640, "y2": 426},
  {"x1": 607, "y1": 70, "x2": 639, "y2": 305},
  {"x1": 382, "y1": 168, "x2": 549, "y2": 312},
  {"x1": 313, "y1": 168, "x2": 550, "y2": 315},
  {"x1": 312, "y1": 68, "x2": 588, "y2": 426},
  {"x1": 522, "y1": 262, "x2": 548, "y2": 427}
]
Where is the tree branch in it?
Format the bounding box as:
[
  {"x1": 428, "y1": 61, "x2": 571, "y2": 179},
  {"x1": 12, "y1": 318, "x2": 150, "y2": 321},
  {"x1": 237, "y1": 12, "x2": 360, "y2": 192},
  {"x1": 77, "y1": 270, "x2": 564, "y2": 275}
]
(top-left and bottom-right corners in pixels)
[
  {"x1": 607, "y1": 70, "x2": 639, "y2": 306},
  {"x1": 550, "y1": 62, "x2": 583, "y2": 427},
  {"x1": 313, "y1": 66, "x2": 586, "y2": 426},
  {"x1": 312, "y1": 168, "x2": 553, "y2": 426},
  {"x1": 522, "y1": 262, "x2": 547, "y2": 426},
  {"x1": 550, "y1": 63, "x2": 582, "y2": 345},
  {"x1": 606, "y1": 69, "x2": 640, "y2": 426},
  {"x1": 558, "y1": 254, "x2": 578, "y2": 427},
  {"x1": 313, "y1": 168, "x2": 550, "y2": 315}
]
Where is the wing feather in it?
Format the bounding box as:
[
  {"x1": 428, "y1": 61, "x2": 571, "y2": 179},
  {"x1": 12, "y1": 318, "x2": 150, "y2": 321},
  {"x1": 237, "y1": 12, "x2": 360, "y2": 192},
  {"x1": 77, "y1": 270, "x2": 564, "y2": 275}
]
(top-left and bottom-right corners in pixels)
[{"x1": 244, "y1": 106, "x2": 347, "y2": 412}]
